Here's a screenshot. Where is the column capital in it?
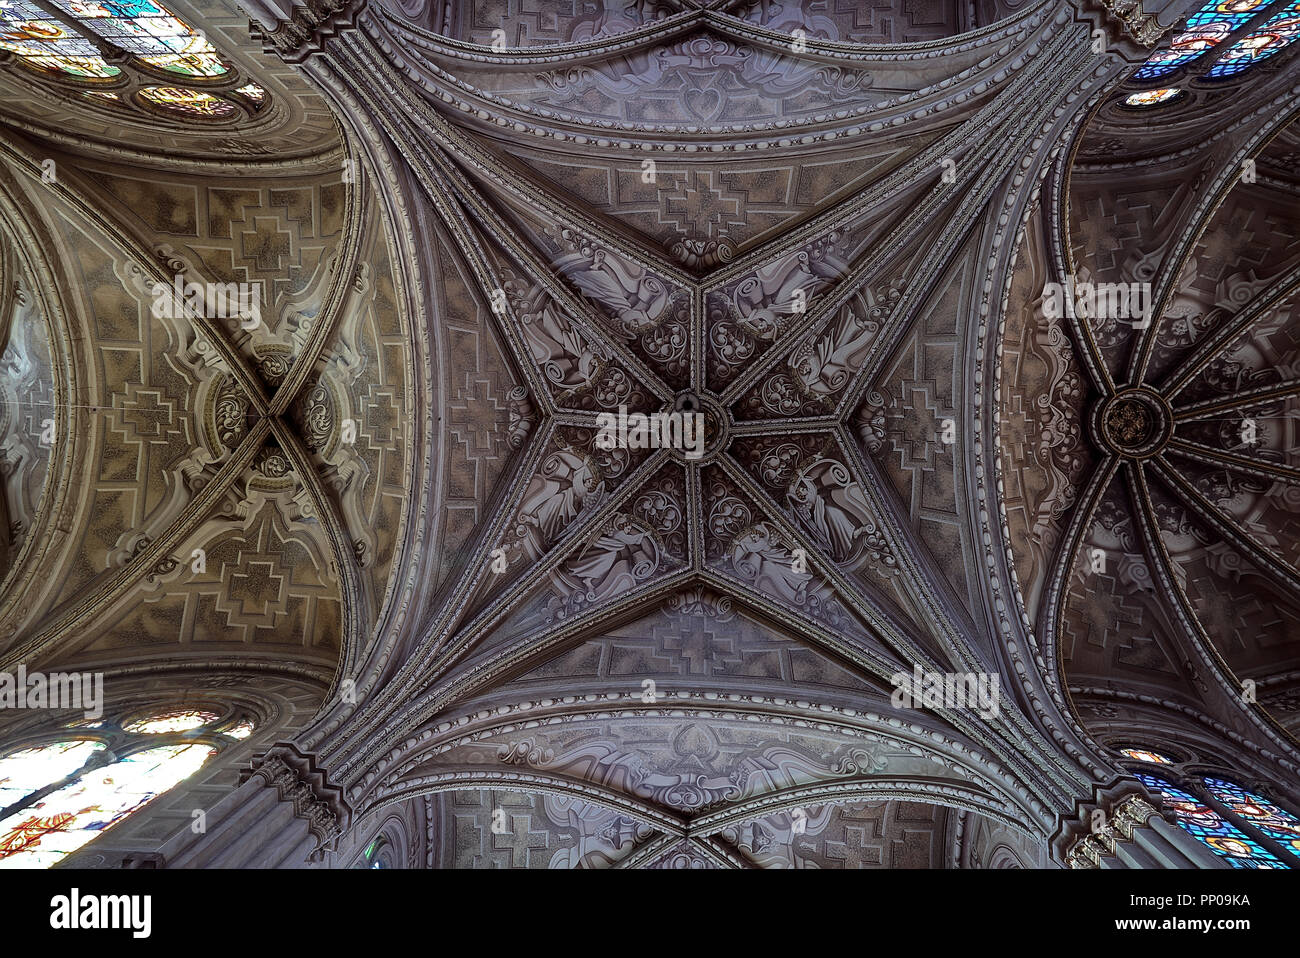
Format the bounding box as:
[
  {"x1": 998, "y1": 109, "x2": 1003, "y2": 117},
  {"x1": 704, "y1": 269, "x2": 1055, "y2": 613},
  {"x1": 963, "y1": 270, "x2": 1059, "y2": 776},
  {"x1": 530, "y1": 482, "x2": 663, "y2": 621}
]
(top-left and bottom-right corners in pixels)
[
  {"x1": 1068, "y1": 0, "x2": 1190, "y2": 62},
  {"x1": 1053, "y1": 780, "x2": 1163, "y2": 867},
  {"x1": 248, "y1": 0, "x2": 367, "y2": 64},
  {"x1": 242, "y1": 743, "x2": 351, "y2": 855}
]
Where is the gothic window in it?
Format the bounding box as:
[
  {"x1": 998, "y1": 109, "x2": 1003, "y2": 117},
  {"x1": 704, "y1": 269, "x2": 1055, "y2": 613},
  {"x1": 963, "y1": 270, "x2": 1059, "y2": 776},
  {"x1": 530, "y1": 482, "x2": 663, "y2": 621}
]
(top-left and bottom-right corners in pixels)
[
  {"x1": 0, "y1": 709, "x2": 254, "y2": 868},
  {"x1": 0, "y1": 0, "x2": 268, "y2": 121},
  {"x1": 355, "y1": 835, "x2": 393, "y2": 869},
  {"x1": 1134, "y1": 773, "x2": 1288, "y2": 868},
  {"x1": 0, "y1": 741, "x2": 106, "y2": 811},
  {"x1": 46, "y1": 0, "x2": 226, "y2": 77},
  {"x1": 0, "y1": 0, "x2": 116, "y2": 77},
  {"x1": 1122, "y1": 88, "x2": 1183, "y2": 107},
  {"x1": 123, "y1": 708, "x2": 219, "y2": 733}
]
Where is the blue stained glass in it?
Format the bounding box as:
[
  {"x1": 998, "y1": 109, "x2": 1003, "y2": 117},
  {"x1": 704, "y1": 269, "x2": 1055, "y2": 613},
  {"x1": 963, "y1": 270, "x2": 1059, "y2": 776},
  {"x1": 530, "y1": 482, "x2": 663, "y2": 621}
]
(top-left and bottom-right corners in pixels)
[
  {"x1": 1205, "y1": 0, "x2": 1300, "y2": 75},
  {"x1": 1137, "y1": 773, "x2": 1287, "y2": 868},
  {"x1": 1134, "y1": 0, "x2": 1277, "y2": 80},
  {"x1": 46, "y1": 0, "x2": 227, "y2": 76},
  {"x1": 1203, "y1": 777, "x2": 1300, "y2": 857}
]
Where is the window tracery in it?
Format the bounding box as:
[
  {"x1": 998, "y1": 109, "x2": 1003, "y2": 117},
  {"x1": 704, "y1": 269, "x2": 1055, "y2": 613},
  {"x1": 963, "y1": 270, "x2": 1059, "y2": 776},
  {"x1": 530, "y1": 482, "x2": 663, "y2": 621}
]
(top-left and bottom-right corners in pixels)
[
  {"x1": 1122, "y1": 0, "x2": 1299, "y2": 107},
  {"x1": 0, "y1": 0, "x2": 269, "y2": 121},
  {"x1": 1135, "y1": 773, "x2": 1286, "y2": 868}
]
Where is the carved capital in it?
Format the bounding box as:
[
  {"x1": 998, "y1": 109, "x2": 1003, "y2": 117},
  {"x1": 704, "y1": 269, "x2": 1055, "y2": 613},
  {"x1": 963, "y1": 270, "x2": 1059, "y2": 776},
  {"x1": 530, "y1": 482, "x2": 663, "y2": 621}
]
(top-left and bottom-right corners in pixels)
[
  {"x1": 1069, "y1": 0, "x2": 1179, "y2": 61},
  {"x1": 1097, "y1": 0, "x2": 1172, "y2": 47},
  {"x1": 250, "y1": 0, "x2": 367, "y2": 64},
  {"x1": 1054, "y1": 780, "x2": 1158, "y2": 868},
  {"x1": 243, "y1": 744, "x2": 350, "y2": 852}
]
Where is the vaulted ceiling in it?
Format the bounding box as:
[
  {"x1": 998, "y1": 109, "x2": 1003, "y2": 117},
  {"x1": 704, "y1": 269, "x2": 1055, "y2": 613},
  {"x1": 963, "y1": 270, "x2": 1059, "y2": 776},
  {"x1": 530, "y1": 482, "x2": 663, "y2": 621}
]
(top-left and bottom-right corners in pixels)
[{"x1": 0, "y1": 0, "x2": 1297, "y2": 868}]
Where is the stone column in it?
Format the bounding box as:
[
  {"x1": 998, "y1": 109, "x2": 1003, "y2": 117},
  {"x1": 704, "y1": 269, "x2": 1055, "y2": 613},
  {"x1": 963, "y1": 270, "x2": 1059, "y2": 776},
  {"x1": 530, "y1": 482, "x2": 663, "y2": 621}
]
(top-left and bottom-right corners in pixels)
[{"x1": 157, "y1": 744, "x2": 350, "y2": 869}]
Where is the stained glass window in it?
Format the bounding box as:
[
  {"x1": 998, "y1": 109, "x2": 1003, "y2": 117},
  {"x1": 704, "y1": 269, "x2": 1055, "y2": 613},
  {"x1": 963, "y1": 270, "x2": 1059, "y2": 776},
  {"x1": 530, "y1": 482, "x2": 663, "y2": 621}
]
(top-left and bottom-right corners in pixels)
[
  {"x1": 0, "y1": 0, "x2": 120, "y2": 78},
  {"x1": 0, "y1": 744, "x2": 215, "y2": 869},
  {"x1": 0, "y1": 0, "x2": 266, "y2": 121},
  {"x1": 123, "y1": 708, "x2": 219, "y2": 733},
  {"x1": 0, "y1": 741, "x2": 105, "y2": 812},
  {"x1": 224, "y1": 720, "x2": 255, "y2": 740},
  {"x1": 137, "y1": 86, "x2": 238, "y2": 119},
  {"x1": 1137, "y1": 773, "x2": 1288, "y2": 868},
  {"x1": 1118, "y1": 747, "x2": 1176, "y2": 764},
  {"x1": 1124, "y1": 88, "x2": 1183, "y2": 107},
  {"x1": 1203, "y1": 778, "x2": 1300, "y2": 857},
  {"x1": 1133, "y1": 0, "x2": 1276, "y2": 80},
  {"x1": 1205, "y1": 0, "x2": 1300, "y2": 75},
  {"x1": 47, "y1": 0, "x2": 226, "y2": 77}
]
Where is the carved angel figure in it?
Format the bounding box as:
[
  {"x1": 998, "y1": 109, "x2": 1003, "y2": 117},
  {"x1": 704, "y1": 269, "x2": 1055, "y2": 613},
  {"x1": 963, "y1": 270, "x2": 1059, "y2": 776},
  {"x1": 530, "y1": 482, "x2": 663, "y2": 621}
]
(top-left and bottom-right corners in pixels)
[
  {"x1": 518, "y1": 293, "x2": 599, "y2": 391},
  {"x1": 517, "y1": 449, "x2": 604, "y2": 559},
  {"x1": 566, "y1": 514, "x2": 661, "y2": 602},
  {"x1": 790, "y1": 301, "x2": 880, "y2": 398},
  {"x1": 729, "y1": 521, "x2": 811, "y2": 603},
  {"x1": 727, "y1": 252, "x2": 824, "y2": 340},
  {"x1": 787, "y1": 458, "x2": 875, "y2": 563},
  {"x1": 568, "y1": 249, "x2": 672, "y2": 336}
]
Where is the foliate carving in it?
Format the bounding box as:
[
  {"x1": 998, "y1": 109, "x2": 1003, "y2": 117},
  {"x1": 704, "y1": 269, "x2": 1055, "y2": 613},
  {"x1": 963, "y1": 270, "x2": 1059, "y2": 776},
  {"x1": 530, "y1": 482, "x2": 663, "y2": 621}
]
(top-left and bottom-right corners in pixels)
[
  {"x1": 528, "y1": 34, "x2": 873, "y2": 129},
  {"x1": 507, "y1": 386, "x2": 535, "y2": 449},
  {"x1": 1060, "y1": 789, "x2": 1161, "y2": 868},
  {"x1": 701, "y1": 473, "x2": 850, "y2": 628},
  {"x1": 253, "y1": 442, "x2": 294, "y2": 483},
  {"x1": 298, "y1": 379, "x2": 336, "y2": 453},
  {"x1": 706, "y1": 240, "x2": 847, "y2": 387},
  {"x1": 1110, "y1": 795, "x2": 1159, "y2": 841},
  {"x1": 665, "y1": 586, "x2": 735, "y2": 622},
  {"x1": 254, "y1": 347, "x2": 293, "y2": 390},
  {"x1": 544, "y1": 510, "x2": 675, "y2": 621},
  {"x1": 855, "y1": 392, "x2": 888, "y2": 455},
  {"x1": 489, "y1": 735, "x2": 894, "y2": 816},
  {"x1": 631, "y1": 467, "x2": 688, "y2": 563},
  {"x1": 211, "y1": 374, "x2": 249, "y2": 451}
]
